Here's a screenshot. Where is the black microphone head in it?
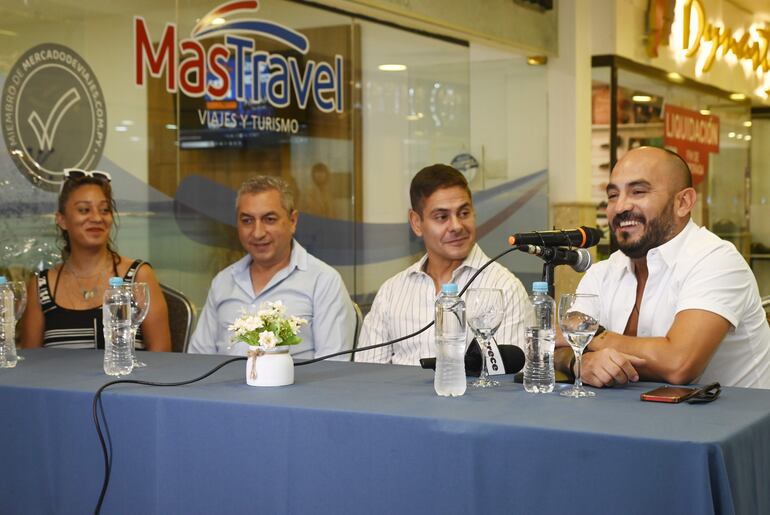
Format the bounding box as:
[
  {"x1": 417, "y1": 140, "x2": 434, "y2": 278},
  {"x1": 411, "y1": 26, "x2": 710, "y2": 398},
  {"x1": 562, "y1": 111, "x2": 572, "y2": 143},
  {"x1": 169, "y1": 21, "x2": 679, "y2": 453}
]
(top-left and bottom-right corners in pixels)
[
  {"x1": 580, "y1": 226, "x2": 603, "y2": 248},
  {"x1": 508, "y1": 227, "x2": 603, "y2": 248},
  {"x1": 420, "y1": 357, "x2": 437, "y2": 370}
]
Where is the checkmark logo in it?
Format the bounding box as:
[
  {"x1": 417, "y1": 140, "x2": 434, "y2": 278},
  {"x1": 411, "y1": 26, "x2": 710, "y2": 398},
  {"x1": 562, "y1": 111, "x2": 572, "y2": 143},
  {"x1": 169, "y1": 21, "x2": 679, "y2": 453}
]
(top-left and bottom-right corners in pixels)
[
  {"x1": 4, "y1": 43, "x2": 106, "y2": 192},
  {"x1": 27, "y1": 87, "x2": 81, "y2": 151}
]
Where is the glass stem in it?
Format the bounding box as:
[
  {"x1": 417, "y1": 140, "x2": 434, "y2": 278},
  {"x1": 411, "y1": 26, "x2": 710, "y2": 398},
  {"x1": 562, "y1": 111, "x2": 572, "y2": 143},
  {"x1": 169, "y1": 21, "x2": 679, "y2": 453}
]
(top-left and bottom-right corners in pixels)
[
  {"x1": 131, "y1": 327, "x2": 138, "y2": 355},
  {"x1": 574, "y1": 349, "x2": 583, "y2": 389},
  {"x1": 479, "y1": 338, "x2": 490, "y2": 381}
]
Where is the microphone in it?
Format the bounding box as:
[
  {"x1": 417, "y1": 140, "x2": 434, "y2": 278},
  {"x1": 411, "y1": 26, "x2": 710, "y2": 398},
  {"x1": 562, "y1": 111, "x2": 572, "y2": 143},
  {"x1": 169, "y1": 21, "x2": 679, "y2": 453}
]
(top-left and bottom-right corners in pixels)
[
  {"x1": 420, "y1": 342, "x2": 526, "y2": 377},
  {"x1": 507, "y1": 226, "x2": 603, "y2": 249},
  {"x1": 518, "y1": 245, "x2": 592, "y2": 273}
]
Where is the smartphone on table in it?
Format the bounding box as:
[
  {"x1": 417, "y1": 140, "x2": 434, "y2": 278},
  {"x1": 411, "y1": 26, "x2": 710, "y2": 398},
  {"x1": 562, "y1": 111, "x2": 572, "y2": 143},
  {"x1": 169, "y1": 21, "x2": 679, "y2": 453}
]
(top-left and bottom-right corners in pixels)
[{"x1": 640, "y1": 385, "x2": 699, "y2": 403}]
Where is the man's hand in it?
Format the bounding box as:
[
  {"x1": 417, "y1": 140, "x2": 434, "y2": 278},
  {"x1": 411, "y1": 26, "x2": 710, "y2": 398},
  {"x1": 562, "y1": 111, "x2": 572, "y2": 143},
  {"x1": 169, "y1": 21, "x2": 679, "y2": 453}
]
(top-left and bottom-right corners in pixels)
[{"x1": 579, "y1": 348, "x2": 646, "y2": 387}]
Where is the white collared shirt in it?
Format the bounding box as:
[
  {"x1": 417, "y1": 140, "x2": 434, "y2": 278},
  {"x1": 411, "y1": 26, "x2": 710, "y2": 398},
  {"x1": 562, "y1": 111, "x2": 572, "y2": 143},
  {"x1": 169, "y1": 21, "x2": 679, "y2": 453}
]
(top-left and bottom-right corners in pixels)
[
  {"x1": 188, "y1": 240, "x2": 355, "y2": 360},
  {"x1": 577, "y1": 220, "x2": 770, "y2": 388},
  {"x1": 356, "y1": 244, "x2": 533, "y2": 365}
]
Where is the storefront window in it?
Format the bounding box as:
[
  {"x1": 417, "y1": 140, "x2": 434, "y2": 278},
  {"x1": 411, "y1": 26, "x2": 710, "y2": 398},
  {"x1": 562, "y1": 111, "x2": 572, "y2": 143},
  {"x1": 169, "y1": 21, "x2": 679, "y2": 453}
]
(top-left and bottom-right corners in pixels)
[
  {"x1": 0, "y1": 0, "x2": 548, "y2": 316},
  {"x1": 591, "y1": 57, "x2": 750, "y2": 259},
  {"x1": 750, "y1": 113, "x2": 770, "y2": 295}
]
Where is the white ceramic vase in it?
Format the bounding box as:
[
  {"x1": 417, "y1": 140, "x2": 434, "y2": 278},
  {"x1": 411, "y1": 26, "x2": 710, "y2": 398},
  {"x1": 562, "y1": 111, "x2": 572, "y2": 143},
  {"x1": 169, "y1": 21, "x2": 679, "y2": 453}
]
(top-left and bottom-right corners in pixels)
[{"x1": 246, "y1": 346, "x2": 294, "y2": 387}]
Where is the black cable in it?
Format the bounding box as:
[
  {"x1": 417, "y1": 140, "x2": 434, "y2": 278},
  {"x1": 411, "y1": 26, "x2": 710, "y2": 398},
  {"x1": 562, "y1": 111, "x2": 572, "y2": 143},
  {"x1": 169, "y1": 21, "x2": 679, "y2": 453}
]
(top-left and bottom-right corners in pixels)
[
  {"x1": 92, "y1": 245, "x2": 519, "y2": 512},
  {"x1": 296, "y1": 246, "x2": 518, "y2": 366},
  {"x1": 92, "y1": 356, "x2": 246, "y2": 515}
]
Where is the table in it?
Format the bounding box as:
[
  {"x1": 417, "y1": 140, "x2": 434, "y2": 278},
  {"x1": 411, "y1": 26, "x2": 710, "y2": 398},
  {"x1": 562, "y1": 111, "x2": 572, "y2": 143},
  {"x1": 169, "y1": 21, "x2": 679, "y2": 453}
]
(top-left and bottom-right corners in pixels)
[{"x1": 2, "y1": 349, "x2": 769, "y2": 515}]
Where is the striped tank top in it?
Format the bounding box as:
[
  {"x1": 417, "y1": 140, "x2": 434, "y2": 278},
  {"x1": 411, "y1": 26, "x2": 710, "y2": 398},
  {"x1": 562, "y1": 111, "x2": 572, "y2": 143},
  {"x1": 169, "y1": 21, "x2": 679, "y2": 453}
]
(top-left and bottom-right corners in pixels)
[{"x1": 39, "y1": 260, "x2": 145, "y2": 349}]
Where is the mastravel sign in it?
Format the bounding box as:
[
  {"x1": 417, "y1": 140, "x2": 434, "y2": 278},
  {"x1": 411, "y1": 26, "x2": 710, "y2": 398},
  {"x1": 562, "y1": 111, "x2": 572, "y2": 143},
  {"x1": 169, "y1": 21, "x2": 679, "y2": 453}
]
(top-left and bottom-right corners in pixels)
[{"x1": 133, "y1": 0, "x2": 345, "y2": 143}]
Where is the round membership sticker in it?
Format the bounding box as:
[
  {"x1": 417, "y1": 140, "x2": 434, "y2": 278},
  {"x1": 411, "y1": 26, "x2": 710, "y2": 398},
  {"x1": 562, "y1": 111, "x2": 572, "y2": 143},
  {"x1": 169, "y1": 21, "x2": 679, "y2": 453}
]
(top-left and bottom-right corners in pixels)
[
  {"x1": 2, "y1": 43, "x2": 107, "y2": 191},
  {"x1": 451, "y1": 152, "x2": 479, "y2": 184}
]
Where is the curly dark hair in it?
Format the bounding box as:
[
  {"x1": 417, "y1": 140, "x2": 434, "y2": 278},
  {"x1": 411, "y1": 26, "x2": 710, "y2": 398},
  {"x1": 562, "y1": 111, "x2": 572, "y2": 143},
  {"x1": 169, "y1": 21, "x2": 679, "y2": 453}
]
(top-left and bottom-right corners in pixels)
[{"x1": 56, "y1": 176, "x2": 121, "y2": 274}]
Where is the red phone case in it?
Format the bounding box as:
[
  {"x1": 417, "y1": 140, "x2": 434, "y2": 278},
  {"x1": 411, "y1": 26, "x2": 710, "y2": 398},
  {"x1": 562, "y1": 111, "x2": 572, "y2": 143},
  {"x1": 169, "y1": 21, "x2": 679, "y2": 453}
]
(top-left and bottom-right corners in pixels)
[{"x1": 640, "y1": 386, "x2": 698, "y2": 403}]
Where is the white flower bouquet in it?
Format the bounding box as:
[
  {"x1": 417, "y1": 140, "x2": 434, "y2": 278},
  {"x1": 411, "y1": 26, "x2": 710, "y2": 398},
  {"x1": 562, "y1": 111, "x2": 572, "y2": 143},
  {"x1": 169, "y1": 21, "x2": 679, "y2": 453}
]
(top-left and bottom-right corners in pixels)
[{"x1": 229, "y1": 300, "x2": 307, "y2": 349}]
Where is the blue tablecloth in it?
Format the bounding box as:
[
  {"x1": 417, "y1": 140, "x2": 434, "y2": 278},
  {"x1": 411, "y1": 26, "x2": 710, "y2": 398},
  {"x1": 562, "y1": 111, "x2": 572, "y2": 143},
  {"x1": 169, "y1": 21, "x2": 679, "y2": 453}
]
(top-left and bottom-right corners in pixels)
[{"x1": 1, "y1": 349, "x2": 769, "y2": 515}]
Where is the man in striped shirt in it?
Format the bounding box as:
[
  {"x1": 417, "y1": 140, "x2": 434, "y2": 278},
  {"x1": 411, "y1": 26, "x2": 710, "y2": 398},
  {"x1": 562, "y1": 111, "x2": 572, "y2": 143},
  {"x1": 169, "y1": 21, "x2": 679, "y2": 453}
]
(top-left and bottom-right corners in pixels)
[{"x1": 356, "y1": 164, "x2": 532, "y2": 365}]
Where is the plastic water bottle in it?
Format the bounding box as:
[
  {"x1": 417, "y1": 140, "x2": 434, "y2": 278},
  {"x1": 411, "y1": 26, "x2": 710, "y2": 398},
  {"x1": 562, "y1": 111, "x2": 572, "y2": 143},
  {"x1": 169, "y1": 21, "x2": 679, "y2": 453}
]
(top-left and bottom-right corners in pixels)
[
  {"x1": 523, "y1": 281, "x2": 555, "y2": 393},
  {"x1": 434, "y1": 283, "x2": 467, "y2": 397},
  {"x1": 0, "y1": 277, "x2": 18, "y2": 368},
  {"x1": 103, "y1": 277, "x2": 134, "y2": 376}
]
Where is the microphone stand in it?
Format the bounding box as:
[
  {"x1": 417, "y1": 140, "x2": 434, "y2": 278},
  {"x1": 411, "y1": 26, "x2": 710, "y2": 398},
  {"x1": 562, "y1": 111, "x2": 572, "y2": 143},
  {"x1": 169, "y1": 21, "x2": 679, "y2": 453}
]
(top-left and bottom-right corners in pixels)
[
  {"x1": 542, "y1": 262, "x2": 556, "y2": 299},
  {"x1": 515, "y1": 244, "x2": 559, "y2": 298}
]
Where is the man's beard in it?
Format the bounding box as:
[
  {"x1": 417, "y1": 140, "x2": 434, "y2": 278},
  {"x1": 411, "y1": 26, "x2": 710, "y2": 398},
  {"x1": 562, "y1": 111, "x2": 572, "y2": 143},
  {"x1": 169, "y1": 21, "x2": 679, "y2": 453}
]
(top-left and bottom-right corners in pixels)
[{"x1": 613, "y1": 204, "x2": 675, "y2": 259}]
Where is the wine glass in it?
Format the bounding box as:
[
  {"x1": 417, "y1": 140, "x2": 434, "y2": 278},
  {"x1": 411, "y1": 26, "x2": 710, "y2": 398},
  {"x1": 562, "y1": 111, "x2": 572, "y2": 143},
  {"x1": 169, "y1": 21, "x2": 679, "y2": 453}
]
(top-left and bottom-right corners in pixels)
[
  {"x1": 125, "y1": 282, "x2": 150, "y2": 368},
  {"x1": 559, "y1": 293, "x2": 600, "y2": 398},
  {"x1": 465, "y1": 288, "x2": 505, "y2": 388},
  {"x1": 9, "y1": 281, "x2": 27, "y2": 362}
]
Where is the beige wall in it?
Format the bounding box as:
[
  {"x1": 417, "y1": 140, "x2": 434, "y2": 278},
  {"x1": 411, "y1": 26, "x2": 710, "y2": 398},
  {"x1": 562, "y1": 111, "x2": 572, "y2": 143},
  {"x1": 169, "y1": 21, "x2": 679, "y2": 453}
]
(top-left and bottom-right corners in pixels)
[{"x1": 327, "y1": 0, "x2": 557, "y2": 55}]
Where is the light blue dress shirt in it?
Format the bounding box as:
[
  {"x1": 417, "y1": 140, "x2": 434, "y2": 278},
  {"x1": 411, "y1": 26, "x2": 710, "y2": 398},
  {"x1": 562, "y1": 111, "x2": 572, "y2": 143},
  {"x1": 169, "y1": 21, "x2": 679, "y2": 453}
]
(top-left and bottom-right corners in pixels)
[{"x1": 188, "y1": 240, "x2": 355, "y2": 360}]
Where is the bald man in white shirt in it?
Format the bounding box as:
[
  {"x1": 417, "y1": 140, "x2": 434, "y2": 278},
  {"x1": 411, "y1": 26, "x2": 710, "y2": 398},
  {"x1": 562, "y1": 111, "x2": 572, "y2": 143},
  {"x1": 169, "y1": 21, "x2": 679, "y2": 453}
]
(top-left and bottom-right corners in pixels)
[{"x1": 556, "y1": 147, "x2": 770, "y2": 388}]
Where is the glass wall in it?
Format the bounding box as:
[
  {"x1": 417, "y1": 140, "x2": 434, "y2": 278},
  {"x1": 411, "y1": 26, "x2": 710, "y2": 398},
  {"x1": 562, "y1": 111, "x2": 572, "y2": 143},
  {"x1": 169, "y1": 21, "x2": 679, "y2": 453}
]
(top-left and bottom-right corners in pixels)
[
  {"x1": 0, "y1": 0, "x2": 548, "y2": 316},
  {"x1": 750, "y1": 113, "x2": 770, "y2": 296},
  {"x1": 591, "y1": 58, "x2": 751, "y2": 259}
]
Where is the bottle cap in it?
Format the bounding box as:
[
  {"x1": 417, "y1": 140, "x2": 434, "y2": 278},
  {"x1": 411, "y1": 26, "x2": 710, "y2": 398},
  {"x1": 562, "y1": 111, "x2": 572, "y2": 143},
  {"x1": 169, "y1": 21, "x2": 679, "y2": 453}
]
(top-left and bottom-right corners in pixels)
[
  {"x1": 532, "y1": 281, "x2": 548, "y2": 293},
  {"x1": 108, "y1": 277, "x2": 124, "y2": 287},
  {"x1": 441, "y1": 283, "x2": 458, "y2": 295},
  {"x1": 0, "y1": 276, "x2": 6, "y2": 285}
]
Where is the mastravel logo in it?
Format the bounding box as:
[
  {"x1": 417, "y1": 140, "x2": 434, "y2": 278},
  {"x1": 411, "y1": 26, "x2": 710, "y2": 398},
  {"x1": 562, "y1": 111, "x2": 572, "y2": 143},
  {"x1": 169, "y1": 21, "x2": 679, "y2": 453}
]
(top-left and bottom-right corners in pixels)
[
  {"x1": 2, "y1": 43, "x2": 107, "y2": 191},
  {"x1": 134, "y1": 0, "x2": 344, "y2": 113}
]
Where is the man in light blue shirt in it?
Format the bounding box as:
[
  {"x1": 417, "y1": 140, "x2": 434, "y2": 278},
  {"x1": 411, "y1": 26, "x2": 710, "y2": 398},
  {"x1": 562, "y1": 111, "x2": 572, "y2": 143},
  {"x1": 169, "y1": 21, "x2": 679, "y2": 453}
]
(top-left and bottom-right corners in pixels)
[{"x1": 188, "y1": 176, "x2": 355, "y2": 360}]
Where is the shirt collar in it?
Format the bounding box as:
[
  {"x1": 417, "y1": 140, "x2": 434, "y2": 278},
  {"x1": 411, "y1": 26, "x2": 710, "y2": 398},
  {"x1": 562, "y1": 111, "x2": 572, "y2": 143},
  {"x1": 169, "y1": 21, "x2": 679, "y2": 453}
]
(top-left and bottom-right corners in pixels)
[
  {"x1": 232, "y1": 239, "x2": 307, "y2": 276},
  {"x1": 407, "y1": 244, "x2": 489, "y2": 279},
  {"x1": 608, "y1": 218, "x2": 697, "y2": 273},
  {"x1": 653, "y1": 219, "x2": 697, "y2": 268}
]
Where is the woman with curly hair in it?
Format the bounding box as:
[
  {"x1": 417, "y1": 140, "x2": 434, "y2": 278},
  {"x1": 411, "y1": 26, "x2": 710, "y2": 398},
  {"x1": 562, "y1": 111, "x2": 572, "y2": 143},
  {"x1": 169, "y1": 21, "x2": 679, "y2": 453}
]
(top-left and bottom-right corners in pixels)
[{"x1": 21, "y1": 170, "x2": 170, "y2": 351}]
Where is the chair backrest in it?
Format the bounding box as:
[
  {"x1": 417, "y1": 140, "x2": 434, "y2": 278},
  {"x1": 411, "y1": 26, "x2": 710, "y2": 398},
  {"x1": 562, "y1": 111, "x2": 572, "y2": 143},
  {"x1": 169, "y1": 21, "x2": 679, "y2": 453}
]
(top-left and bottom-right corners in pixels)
[
  {"x1": 352, "y1": 301, "x2": 364, "y2": 361},
  {"x1": 161, "y1": 283, "x2": 195, "y2": 353}
]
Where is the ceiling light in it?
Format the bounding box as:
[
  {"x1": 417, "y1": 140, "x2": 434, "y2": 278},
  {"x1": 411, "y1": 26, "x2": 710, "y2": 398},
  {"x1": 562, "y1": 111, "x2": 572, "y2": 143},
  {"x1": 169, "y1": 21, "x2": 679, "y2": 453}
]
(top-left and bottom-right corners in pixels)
[
  {"x1": 632, "y1": 95, "x2": 653, "y2": 103},
  {"x1": 378, "y1": 64, "x2": 407, "y2": 72},
  {"x1": 115, "y1": 126, "x2": 128, "y2": 132},
  {"x1": 667, "y1": 72, "x2": 684, "y2": 83},
  {"x1": 165, "y1": 124, "x2": 177, "y2": 130},
  {"x1": 737, "y1": 134, "x2": 744, "y2": 139},
  {"x1": 729, "y1": 93, "x2": 747, "y2": 101},
  {"x1": 121, "y1": 120, "x2": 135, "y2": 126},
  {"x1": 728, "y1": 132, "x2": 736, "y2": 138},
  {"x1": 745, "y1": 135, "x2": 752, "y2": 141},
  {"x1": 406, "y1": 113, "x2": 424, "y2": 121},
  {"x1": 699, "y1": 109, "x2": 711, "y2": 115},
  {"x1": 527, "y1": 56, "x2": 548, "y2": 66},
  {"x1": 743, "y1": 121, "x2": 752, "y2": 127}
]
